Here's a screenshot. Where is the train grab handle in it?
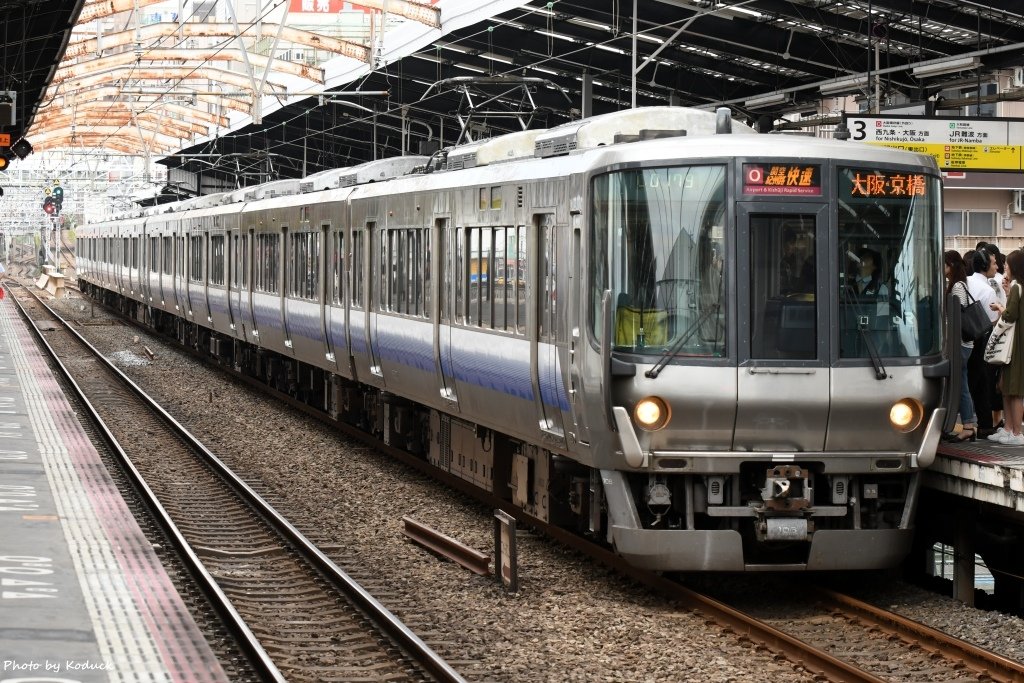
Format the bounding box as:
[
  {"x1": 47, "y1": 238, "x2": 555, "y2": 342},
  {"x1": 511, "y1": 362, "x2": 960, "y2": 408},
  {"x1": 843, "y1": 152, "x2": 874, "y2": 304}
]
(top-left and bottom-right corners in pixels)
[{"x1": 602, "y1": 290, "x2": 616, "y2": 431}]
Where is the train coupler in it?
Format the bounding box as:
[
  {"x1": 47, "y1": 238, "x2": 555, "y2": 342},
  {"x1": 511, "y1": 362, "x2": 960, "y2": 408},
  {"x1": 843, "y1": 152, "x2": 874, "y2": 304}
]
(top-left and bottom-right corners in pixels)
[{"x1": 756, "y1": 465, "x2": 815, "y2": 542}]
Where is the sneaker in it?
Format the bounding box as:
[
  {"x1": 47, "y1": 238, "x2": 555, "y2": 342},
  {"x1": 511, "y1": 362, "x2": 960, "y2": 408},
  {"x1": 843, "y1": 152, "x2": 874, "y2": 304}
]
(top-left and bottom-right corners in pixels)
[
  {"x1": 988, "y1": 427, "x2": 1009, "y2": 442},
  {"x1": 998, "y1": 433, "x2": 1024, "y2": 446}
]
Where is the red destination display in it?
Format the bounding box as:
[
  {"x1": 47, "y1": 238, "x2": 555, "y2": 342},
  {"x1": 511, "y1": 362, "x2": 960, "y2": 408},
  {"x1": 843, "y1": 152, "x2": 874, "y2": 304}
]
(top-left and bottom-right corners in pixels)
[{"x1": 742, "y1": 164, "x2": 821, "y2": 195}]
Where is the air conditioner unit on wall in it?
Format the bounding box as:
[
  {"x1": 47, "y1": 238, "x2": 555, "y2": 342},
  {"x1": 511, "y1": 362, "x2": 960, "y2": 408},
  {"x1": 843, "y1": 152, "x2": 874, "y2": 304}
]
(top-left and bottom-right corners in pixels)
[
  {"x1": 1014, "y1": 67, "x2": 1024, "y2": 88},
  {"x1": 1013, "y1": 190, "x2": 1024, "y2": 214}
]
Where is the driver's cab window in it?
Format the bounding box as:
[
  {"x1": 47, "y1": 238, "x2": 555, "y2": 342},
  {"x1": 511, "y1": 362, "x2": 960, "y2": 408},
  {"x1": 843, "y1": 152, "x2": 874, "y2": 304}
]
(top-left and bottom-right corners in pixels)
[{"x1": 590, "y1": 164, "x2": 727, "y2": 358}]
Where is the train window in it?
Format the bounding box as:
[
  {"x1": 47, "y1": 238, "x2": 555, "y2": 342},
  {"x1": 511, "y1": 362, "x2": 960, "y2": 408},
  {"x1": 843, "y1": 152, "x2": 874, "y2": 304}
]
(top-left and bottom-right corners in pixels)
[
  {"x1": 478, "y1": 188, "x2": 488, "y2": 211},
  {"x1": 254, "y1": 233, "x2": 279, "y2": 294},
  {"x1": 387, "y1": 229, "x2": 401, "y2": 312},
  {"x1": 490, "y1": 187, "x2": 502, "y2": 210},
  {"x1": 175, "y1": 237, "x2": 185, "y2": 277},
  {"x1": 382, "y1": 228, "x2": 428, "y2": 317},
  {"x1": 377, "y1": 229, "x2": 387, "y2": 311},
  {"x1": 162, "y1": 237, "x2": 172, "y2": 274},
  {"x1": 288, "y1": 231, "x2": 319, "y2": 300},
  {"x1": 465, "y1": 227, "x2": 490, "y2": 327},
  {"x1": 438, "y1": 219, "x2": 451, "y2": 323},
  {"x1": 239, "y1": 234, "x2": 249, "y2": 289},
  {"x1": 189, "y1": 235, "x2": 203, "y2": 282},
  {"x1": 131, "y1": 237, "x2": 139, "y2": 270},
  {"x1": 352, "y1": 228, "x2": 365, "y2": 308},
  {"x1": 148, "y1": 237, "x2": 158, "y2": 273},
  {"x1": 591, "y1": 165, "x2": 727, "y2": 357},
  {"x1": 539, "y1": 217, "x2": 556, "y2": 341},
  {"x1": 210, "y1": 235, "x2": 225, "y2": 285},
  {"x1": 455, "y1": 227, "x2": 466, "y2": 322},
  {"x1": 750, "y1": 214, "x2": 817, "y2": 360},
  {"x1": 837, "y1": 167, "x2": 942, "y2": 358},
  {"x1": 122, "y1": 237, "x2": 129, "y2": 267},
  {"x1": 331, "y1": 229, "x2": 343, "y2": 305},
  {"x1": 453, "y1": 225, "x2": 524, "y2": 332},
  {"x1": 231, "y1": 235, "x2": 241, "y2": 288}
]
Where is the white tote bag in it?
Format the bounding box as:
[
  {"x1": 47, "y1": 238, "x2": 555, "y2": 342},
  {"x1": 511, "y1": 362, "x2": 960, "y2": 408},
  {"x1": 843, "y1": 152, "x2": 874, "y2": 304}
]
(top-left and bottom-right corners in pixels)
[{"x1": 985, "y1": 282, "x2": 1020, "y2": 365}]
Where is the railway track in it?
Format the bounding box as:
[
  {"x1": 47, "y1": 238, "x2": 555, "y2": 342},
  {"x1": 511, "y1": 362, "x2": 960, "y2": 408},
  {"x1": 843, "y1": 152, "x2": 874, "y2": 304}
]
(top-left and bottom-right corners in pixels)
[
  {"x1": 684, "y1": 575, "x2": 1024, "y2": 682},
  {"x1": 53, "y1": 284, "x2": 1024, "y2": 682},
  {"x1": 9, "y1": 282, "x2": 466, "y2": 683}
]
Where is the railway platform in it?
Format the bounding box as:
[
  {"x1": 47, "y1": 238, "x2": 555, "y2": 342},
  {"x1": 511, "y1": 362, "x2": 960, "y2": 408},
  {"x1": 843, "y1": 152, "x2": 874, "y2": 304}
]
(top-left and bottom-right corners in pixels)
[
  {"x1": 931, "y1": 441, "x2": 1024, "y2": 513},
  {"x1": 0, "y1": 292, "x2": 228, "y2": 682},
  {"x1": 922, "y1": 441, "x2": 1024, "y2": 611}
]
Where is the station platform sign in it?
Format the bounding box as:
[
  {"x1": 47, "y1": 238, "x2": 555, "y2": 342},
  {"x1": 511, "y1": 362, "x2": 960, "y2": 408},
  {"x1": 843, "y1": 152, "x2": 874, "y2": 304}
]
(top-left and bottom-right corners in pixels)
[{"x1": 844, "y1": 114, "x2": 1024, "y2": 172}]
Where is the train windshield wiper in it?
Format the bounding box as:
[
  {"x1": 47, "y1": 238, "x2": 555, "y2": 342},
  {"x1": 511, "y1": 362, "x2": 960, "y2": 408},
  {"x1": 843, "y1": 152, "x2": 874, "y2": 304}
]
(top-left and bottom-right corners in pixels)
[
  {"x1": 644, "y1": 304, "x2": 719, "y2": 379},
  {"x1": 858, "y1": 317, "x2": 888, "y2": 380}
]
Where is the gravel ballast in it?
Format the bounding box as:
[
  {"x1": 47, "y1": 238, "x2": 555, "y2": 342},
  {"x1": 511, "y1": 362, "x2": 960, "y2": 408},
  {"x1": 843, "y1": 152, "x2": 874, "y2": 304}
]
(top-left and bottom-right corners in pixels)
[{"x1": 47, "y1": 291, "x2": 1024, "y2": 681}]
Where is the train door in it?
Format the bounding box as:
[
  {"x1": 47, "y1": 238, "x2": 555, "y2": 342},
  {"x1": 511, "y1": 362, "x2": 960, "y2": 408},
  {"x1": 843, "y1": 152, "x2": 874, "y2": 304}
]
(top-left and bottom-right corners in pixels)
[
  {"x1": 435, "y1": 218, "x2": 459, "y2": 408},
  {"x1": 159, "y1": 233, "x2": 171, "y2": 309},
  {"x1": 172, "y1": 230, "x2": 187, "y2": 317},
  {"x1": 280, "y1": 225, "x2": 294, "y2": 352},
  {"x1": 734, "y1": 203, "x2": 830, "y2": 450},
  {"x1": 532, "y1": 214, "x2": 568, "y2": 448},
  {"x1": 140, "y1": 231, "x2": 151, "y2": 305},
  {"x1": 323, "y1": 223, "x2": 342, "y2": 369},
  {"x1": 366, "y1": 223, "x2": 385, "y2": 382},
  {"x1": 228, "y1": 228, "x2": 241, "y2": 334},
  {"x1": 567, "y1": 217, "x2": 591, "y2": 446}
]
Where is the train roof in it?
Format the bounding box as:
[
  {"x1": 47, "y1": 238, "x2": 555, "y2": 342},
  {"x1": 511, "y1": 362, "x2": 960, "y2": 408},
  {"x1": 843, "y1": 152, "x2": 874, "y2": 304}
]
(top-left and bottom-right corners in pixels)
[
  {"x1": 299, "y1": 166, "x2": 354, "y2": 194},
  {"x1": 84, "y1": 108, "x2": 938, "y2": 226}
]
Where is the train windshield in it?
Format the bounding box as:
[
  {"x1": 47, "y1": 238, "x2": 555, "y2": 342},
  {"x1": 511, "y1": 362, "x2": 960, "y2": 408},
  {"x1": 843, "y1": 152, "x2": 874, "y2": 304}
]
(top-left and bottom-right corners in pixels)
[
  {"x1": 837, "y1": 167, "x2": 943, "y2": 359},
  {"x1": 590, "y1": 165, "x2": 727, "y2": 357}
]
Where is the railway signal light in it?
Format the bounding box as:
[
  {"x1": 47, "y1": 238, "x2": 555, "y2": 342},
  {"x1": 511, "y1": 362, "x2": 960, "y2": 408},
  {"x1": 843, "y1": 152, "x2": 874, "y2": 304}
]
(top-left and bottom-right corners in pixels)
[
  {"x1": 0, "y1": 152, "x2": 9, "y2": 171},
  {"x1": 42, "y1": 186, "x2": 55, "y2": 215},
  {"x1": 41, "y1": 182, "x2": 64, "y2": 216}
]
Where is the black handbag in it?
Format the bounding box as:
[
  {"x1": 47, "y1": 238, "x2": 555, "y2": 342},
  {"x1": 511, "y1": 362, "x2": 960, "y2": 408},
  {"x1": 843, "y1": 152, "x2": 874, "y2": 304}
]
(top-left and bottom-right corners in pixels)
[{"x1": 960, "y1": 286, "x2": 992, "y2": 342}]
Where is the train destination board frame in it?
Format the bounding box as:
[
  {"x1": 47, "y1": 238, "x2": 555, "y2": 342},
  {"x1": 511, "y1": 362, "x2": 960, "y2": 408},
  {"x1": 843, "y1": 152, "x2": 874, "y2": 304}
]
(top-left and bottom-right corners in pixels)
[{"x1": 843, "y1": 114, "x2": 1024, "y2": 172}]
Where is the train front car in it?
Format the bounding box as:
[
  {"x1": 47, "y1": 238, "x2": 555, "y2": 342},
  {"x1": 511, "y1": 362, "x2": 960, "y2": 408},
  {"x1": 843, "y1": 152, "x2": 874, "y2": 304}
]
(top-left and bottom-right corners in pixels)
[{"x1": 579, "y1": 114, "x2": 947, "y2": 571}]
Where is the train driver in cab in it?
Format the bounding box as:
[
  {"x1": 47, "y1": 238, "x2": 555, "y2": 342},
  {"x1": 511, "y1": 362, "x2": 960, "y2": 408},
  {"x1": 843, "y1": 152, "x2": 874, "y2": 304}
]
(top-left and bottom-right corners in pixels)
[{"x1": 850, "y1": 247, "x2": 888, "y2": 301}]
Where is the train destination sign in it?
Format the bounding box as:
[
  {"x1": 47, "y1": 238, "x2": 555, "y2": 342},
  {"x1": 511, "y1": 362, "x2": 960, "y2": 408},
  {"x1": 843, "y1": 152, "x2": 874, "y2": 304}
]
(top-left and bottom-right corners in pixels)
[
  {"x1": 845, "y1": 115, "x2": 1024, "y2": 172},
  {"x1": 742, "y1": 163, "x2": 821, "y2": 195},
  {"x1": 842, "y1": 169, "x2": 930, "y2": 199}
]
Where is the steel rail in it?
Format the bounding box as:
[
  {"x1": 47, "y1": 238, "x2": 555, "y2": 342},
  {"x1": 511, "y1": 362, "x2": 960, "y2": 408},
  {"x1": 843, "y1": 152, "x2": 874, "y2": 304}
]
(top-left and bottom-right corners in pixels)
[
  {"x1": 810, "y1": 586, "x2": 1024, "y2": 682},
  {"x1": 7, "y1": 282, "x2": 286, "y2": 683},
  {"x1": 402, "y1": 515, "x2": 492, "y2": 576},
  {"x1": 13, "y1": 283, "x2": 467, "y2": 683}
]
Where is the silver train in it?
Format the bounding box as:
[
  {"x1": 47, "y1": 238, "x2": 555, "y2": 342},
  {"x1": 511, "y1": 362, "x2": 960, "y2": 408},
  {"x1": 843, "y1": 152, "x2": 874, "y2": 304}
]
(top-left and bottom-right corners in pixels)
[{"x1": 77, "y1": 107, "x2": 953, "y2": 571}]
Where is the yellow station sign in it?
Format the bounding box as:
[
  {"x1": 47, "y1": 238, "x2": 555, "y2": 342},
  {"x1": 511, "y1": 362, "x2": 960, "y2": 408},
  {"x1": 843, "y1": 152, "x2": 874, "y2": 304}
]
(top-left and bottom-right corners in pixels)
[{"x1": 845, "y1": 116, "x2": 1024, "y2": 172}]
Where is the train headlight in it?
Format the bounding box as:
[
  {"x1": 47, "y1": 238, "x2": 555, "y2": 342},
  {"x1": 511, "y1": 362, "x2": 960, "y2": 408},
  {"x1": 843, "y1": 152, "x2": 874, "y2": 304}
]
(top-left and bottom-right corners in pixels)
[
  {"x1": 889, "y1": 398, "x2": 923, "y2": 433},
  {"x1": 634, "y1": 396, "x2": 670, "y2": 431}
]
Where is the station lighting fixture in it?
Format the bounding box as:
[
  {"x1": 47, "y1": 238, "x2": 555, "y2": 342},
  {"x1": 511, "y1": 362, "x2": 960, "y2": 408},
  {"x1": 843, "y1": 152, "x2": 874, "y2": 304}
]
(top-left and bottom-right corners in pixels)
[
  {"x1": 819, "y1": 74, "x2": 869, "y2": 96},
  {"x1": 744, "y1": 92, "x2": 788, "y2": 108},
  {"x1": 911, "y1": 56, "x2": 981, "y2": 78}
]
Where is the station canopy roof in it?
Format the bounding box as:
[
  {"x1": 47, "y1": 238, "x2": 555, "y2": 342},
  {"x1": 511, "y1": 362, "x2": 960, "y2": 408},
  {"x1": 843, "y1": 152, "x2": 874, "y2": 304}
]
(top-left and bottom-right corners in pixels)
[{"x1": 8, "y1": 0, "x2": 1024, "y2": 189}]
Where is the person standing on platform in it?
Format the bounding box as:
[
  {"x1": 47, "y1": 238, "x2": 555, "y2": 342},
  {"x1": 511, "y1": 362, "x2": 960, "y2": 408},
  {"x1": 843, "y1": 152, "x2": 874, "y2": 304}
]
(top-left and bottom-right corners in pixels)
[
  {"x1": 988, "y1": 249, "x2": 1024, "y2": 445},
  {"x1": 967, "y1": 248, "x2": 999, "y2": 437},
  {"x1": 943, "y1": 250, "x2": 977, "y2": 441},
  {"x1": 985, "y1": 244, "x2": 1007, "y2": 431}
]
